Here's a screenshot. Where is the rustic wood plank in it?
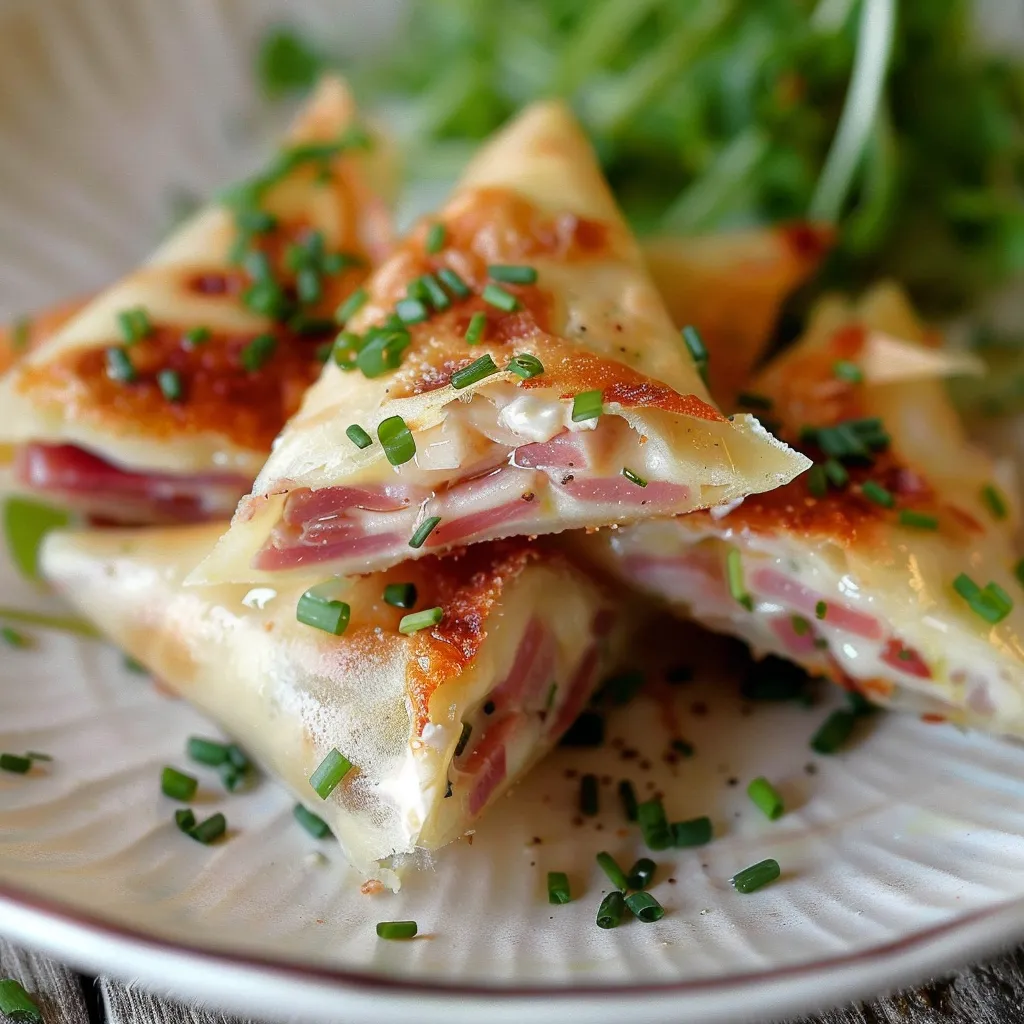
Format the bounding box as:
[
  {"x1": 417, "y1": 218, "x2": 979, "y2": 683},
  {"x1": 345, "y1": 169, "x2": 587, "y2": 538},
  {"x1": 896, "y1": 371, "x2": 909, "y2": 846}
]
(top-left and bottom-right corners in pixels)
[
  {"x1": 100, "y1": 978, "x2": 254, "y2": 1024},
  {"x1": 0, "y1": 941, "x2": 89, "y2": 1024}
]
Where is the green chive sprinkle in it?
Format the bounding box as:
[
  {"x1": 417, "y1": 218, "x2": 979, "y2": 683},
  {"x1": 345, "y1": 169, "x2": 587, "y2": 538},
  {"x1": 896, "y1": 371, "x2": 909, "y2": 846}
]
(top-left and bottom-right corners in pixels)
[
  {"x1": 861, "y1": 480, "x2": 894, "y2": 508},
  {"x1": 294, "y1": 803, "x2": 333, "y2": 839},
  {"x1": 356, "y1": 328, "x2": 411, "y2": 378},
  {"x1": 243, "y1": 249, "x2": 273, "y2": 282},
  {"x1": 953, "y1": 573, "x2": 1013, "y2": 624},
  {"x1": 183, "y1": 326, "x2": 211, "y2": 348},
  {"x1": 188, "y1": 812, "x2": 227, "y2": 844},
  {"x1": 833, "y1": 360, "x2": 863, "y2": 383},
  {"x1": 596, "y1": 890, "x2": 626, "y2": 929},
  {"x1": 621, "y1": 467, "x2": 647, "y2": 488},
  {"x1": 816, "y1": 601, "x2": 828, "y2": 620},
  {"x1": 451, "y1": 354, "x2": 499, "y2": 390},
  {"x1": 572, "y1": 389, "x2": 603, "y2": 423},
  {"x1": 240, "y1": 333, "x2": 277, "y2": 372},
  {"x1": 811, "y1": 710, "x2": 857, "y2": 754},
  {"x1": 899, "y1": 509, "x2": 939, "y2": 530},
  {"x1": 346, "y1": 423, "x2": 373, "y2": 450},
  {"x1": 506, "y1": 352, "x2": 544, "y2": 379},
  {"x1": 791, "y1": 615, "x2": 811, "y2": 636},
  {"x1": 824, "y1": 458, "x2": 848, "y2": 487},
  {"x1": 335, "y1": 288, "x2": 367, "y2": 325},
  {"x1": 0, "y1": 979, "x2": 42, "y2": 1024},
  {"x1": 243, "y1": 278, "x2": 290, "y2": 319},
  {"x1": 187, "y1": 737, "x2": 230, "y2": 766},
  {"x1": 322, "y1": 252, "x2": 362, "y2": 275},
  {"x1": 627, "y1": 858, "x2": 656, "y2": 890},
  {"x1": 464, "y1": 311, "x2": 487, "y2": 345},
  {"x1": 383, "y1": 582, "x2": 417, "y2": 609},
  {"x1": 1, "y1": 626, "x2": 28, "y2": 648},
  {"x1": 732, "y1": 858, "x2": 781, "y2": 893},
  {"x1": 803, "y1": 418, "x2": 890, "y2": 461},
  {"x1": 310, "y1": 748, "x2": 353, "y2": 799},
  {"x1": 0, "y1": 754, "x2": 31, "y2": 774},
  {"x1": 295, "y1": 581, "x2": 351, "y2": 636},
  {"x1": 175, "y1": 809, "x2": 196, "y2": 833},
  {"x1": 547, "y1": 871, "x2": 572, "y2": 905},
  {"x1": 25, "y1": 752, "x2": 52, "y2": 764},
  {"x1": 596, "y1": 852, "x2": 629, "y2": 891},
  {"x1": 747, "y1": 776, "x2": 784, "y2": 820},
  {"x1": 425, "y1": 223, "x2": 446, "y2": 253},
  {"x1": 681, "y1": 325, "x2": 709, "y2": 382},
  {"x1": 296, "y1": 267, "x2": 322, "y2": 305},
  {"x1": 395, "y1": 298, "x2": 429, "y2": 324},
  {"x1": 481, "y1": 283, "x2": 519, "y2": 312},
  {"x1": 603, "y1": 669, "x2": 645, "y2": 705},
  {"x1": 982, "y1": 484, "x2": 1008, "y2": 520},
  {"x1": 625, "y1": 891, "x2": 665, "y2": 923},
  {"x1": 454, "y1": 722, "x2": 472, "y2": 758},
  {"x1": 409, "y1": 516, "x2": 441, "y2": 549},
  {"x1": 580, "y1": 773, "x2": 599, "y2": 816},
  {"x1": 737, "y1": 391, "x2": 773, "y2": 411},
  {"x1": 619, "y1": 780, "x2": 638, "y2": 821},
  {"x1": 105, "y1": 347, "x2": 136, "y2": 383},
  {"x1": 161, "y1": 766, "x2": 198, "y2": 802},
  {"x1": 670, "y1": 815, "x2": 713, "y2": 848},
  {"x1": 437, "y1": 268, "x2": 470, "y2": 298},
  {"x1": 399, "y1": 606, "x2": 443, "y2": 634},
  {"x1": 376, "y1": 920, "x2": 417, "y2": 940},
  {"x1": 1015, "y1": 559, "x2": 1024, "y2": 589},
  {"x1": 157, "y1": 368, "x2": 184, "y2": 403},
  {"x1": 807, "y1": 464, "x2": 828, "y2": 498},
  {"x1": 377, "y1": 414, "x2": 416, "y2": 466},
  {"x1": 726, "y1": 548, "x2": 753, "y2": 611},
  {"x1": 419, "y1": 274, "x2": 451, "y2": 311},
  {"x1": 488, "y1": 264, "x2": 537, "y2": 285},
  {"x1": 226, "y1": 744, "x2": 250, "y2": 772},
  {"x1": 637, "y1": 797, "x2": 672, "y2": 850},
  {"x1": 117, "y1": 306, "x2": 152, "y2": 344}
]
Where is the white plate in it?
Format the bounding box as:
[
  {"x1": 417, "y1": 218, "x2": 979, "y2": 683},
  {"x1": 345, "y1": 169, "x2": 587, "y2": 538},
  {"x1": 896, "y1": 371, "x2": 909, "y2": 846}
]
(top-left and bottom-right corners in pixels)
[{"x1": 4, "y1": 2, "x2": 1024, "y2": 1022}]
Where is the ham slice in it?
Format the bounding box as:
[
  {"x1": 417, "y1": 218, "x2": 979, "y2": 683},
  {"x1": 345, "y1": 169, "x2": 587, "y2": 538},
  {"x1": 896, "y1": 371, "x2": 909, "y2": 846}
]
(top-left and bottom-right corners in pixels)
[{"x1": 513, "y1": 431, "x2": 588, "y2": 470}]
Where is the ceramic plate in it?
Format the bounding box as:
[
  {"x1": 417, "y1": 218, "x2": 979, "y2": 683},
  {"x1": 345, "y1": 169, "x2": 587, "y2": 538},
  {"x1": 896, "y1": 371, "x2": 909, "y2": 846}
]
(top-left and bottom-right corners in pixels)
[{"x1": 4, "y1": 2, "x2": 1024, "y2": 1022}]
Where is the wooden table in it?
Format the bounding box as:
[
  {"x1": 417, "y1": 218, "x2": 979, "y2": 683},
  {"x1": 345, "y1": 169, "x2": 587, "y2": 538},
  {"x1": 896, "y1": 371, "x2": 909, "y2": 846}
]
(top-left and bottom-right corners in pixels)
[{"x1": 5, "y1": 938, "x2": 1024, "y2": 1024}]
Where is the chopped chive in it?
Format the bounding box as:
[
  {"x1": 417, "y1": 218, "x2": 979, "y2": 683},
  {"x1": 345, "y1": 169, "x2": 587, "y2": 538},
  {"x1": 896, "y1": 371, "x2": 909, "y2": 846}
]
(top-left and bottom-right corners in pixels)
[
  {"x1": 25, "y1": 754, "x2": 52, "y2": 763},
  {"x1": 670, "y1": 815, "x2": 713, "y2": 848},
  {"x1": 117, "y1": 306, "x2": 152, "y2": 344},
  {"x1": 580, "y1": 773, "x2": 599, "y2": 816},
  {"x1": 105, "y1": 346, "x2": 136, "y2": 383},
  {"x1": 161, "y1": 766, "x2": 198, "y2": 802},
  {"x1": 377, "y1": 414, "x2": 416, "y2": 466},
  {"x1": 861, "y1": 480, "x2": 894, "y2": 508},
  {"x1": 122, "y1": 654, "x2": 147, "y2": 674},
  {"x1": 804, "y1": 418, "x2": 890, "y2": 461},
  {"x1": 982, "y1": 484, "x2": 1008, "y2": 520},
  {"x1": 310, "y1": 748, "x2": 353, "y2": 799},
  {"x1": 0, "y1": 754, "x2": 31, "y2": 774},
  {"x1": 1, "y1": 626, "x2": 28, "y2": 648},
  {"x1": 899, "y1": 509, "x2": 939, "y2": 530},
  {"x1": 294, "y1": 803, "x2": 333, "y2": 839},
  {"x1": 188, "y1": 812, "x2": 227, "y2": 844},
  {"x1": 847, "y1": 689, "x2": 876, "y2": 716},
  {"x1": 595, "y1": 851, "x2": 629, "y2": 891},
  {"x1": 682, "y1": 325, "x2": 709, "y2": 382},
  {"x1": 954, "y1": 573, "x2": 1013, "y2": 624},
  {"x1": 409, "y1": 516, "x2": 441, "y2": 549},
  {"x1": 625, "y1": 891, "x2": 665, "y2": 923},
  {"x1": 481, "y1": 284, "x2": 519, "y2": 312},
  {"x1": 383, "y1": 582, "x2": 417, "y2": 609},
  {"x1": 1015, "y1": 559, "x2": 1024, "y2": 589},
  {"x1": 425, "y1": 222, "x2": 446, "y2": 253},
  {"x1": 0, "y1": 979, "x2": 42, "y2": 1023},
  {"x1": 157, "y1": 368, "x2": 184, "y2": 403},
  {"x1": 399, "y1": 607, "x2": 443, "y2": 634},
  {"x1": 296, "y1": 267, "x2": 322, "y2": 305},
  {"x1": 183, "y1": 326, "x2": 211, "y2": 348},
  {"x1": 833, "y1": 360, "x2": 863, "y2": 383},
  {"x1": 824, "y1": 459, "x2": 848, "y2": 487},
  {"x1": 220, "y1": 763, "x2": 247, "y2": 792},
  {"x1": 395, "y1": 298, "x2": 429, "y2": 324},
  {"x1": 747, "y1": 776, "x2": 784, "y2": 820},
  {"x1": 621, "y1": 467, "x2": 647, "y2": 488},
  {"x1": 240, "y1": 333, "x2": 277, "y2": 372},
  {"x1": 226, "y1": 744, "x2": 250, "y2": 771},
  {"x1": 437, "y1": 268, "x2": 470, "y2": 298},
  {"x1": 547, "y1": 871, "x2": 572, "y2": 905},
  {"x1": 732, "y1": 858, "x2": 781, "y2": 893},
  {"x1": 572, "y1": 389, "x2": 603, "y2": 423},
  {"x1": 737, "y1": 391, "x2": 773, "y2": 411},
  {"x1": 11, "y1": 317, "x2": 31, "y2": 351},
  {"x1": 464, "y1": 311, "x2": 487, "y2": 345},
  {"x1": 454, "y1": 722, "x2": 472, "y2": 758},
  {"x1": 596, "y1": 890, "x2": 626, "y2": 929},
  {"x1": 506, "y1": 352, "x2": 544, "y2": 379},
  {"x1": 815, "y1": 601, "x2": 828, "y2": 620},
  {"x1": 356, "y1": 328, "x2": 411, "y2": 378},
  {"x1": 335, "y1": 288, "x2": 367, "y2": 325},
  {"x1": 602, "y1": 670, "x2": 645, "y2": 705},
  {"x1": 726, "y1": 548, "x2": 753, "y2": 611},
  {"x1": 627, "y1": 858, "x2": 656, "y2": 890},
  {"x1": 187, "y1": 736, "x2": 231, "y2": 766},
  {"x1": 451, "y1": 354, "x2": 499, "y2": 390},
  {"x1": 811, "y1": 710, "x2": 857, "y2": 754},
  {"x1": 345, "y1": 423, "x2": 373, "y2": 449},
  {"x1": 243, "y1": 249, "x2": 273, "y2": 282},
  {"x1": 315, "y1": 340, "x2": 333, "y2": 363},
  {"x1": 559, "y1": 711, "x2": 605, "y2": 747},
  {"x1": 671, "y1": 738, "x2": 695, "y2": 757},
  {"x1": 488, "y1": 264, "x2": 537, "y2": 285},
  {"x1": 296, "y1": 581, "x2": 350, "y2": 635},
  {"x1": 618, "y1": 780, "x2": 638, "y2": 821},
  {"x1": 807, "y1": 464, "x2": 828, "y2": 498},
  {"x1": 174, "y1": 809, "x2": 196, "y2": 833},
  {"x1": 406, "y1": 280, "x2": 429, "y2": 306},
  {"x1": 419, "y1": 274, "x2": 451, "y2": 311},
  {"x1": 791, "y1": 615, "x2": 811, "y2": 636},
  {"x1": 242, "y1": 278, "x2": 289, "y2": 319},
  {"x1": 376, "y1": 920, "x2": 417, "y2": 940},
  {"x1": 235, "y1": 208, "x2": 277, "y2": 234},
  {"x1": 322, "y1": 251, "x2": 362, "y2": 275},
  {"x1": 637, "y1": 798, "x2": 672, "y2": 850}
]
